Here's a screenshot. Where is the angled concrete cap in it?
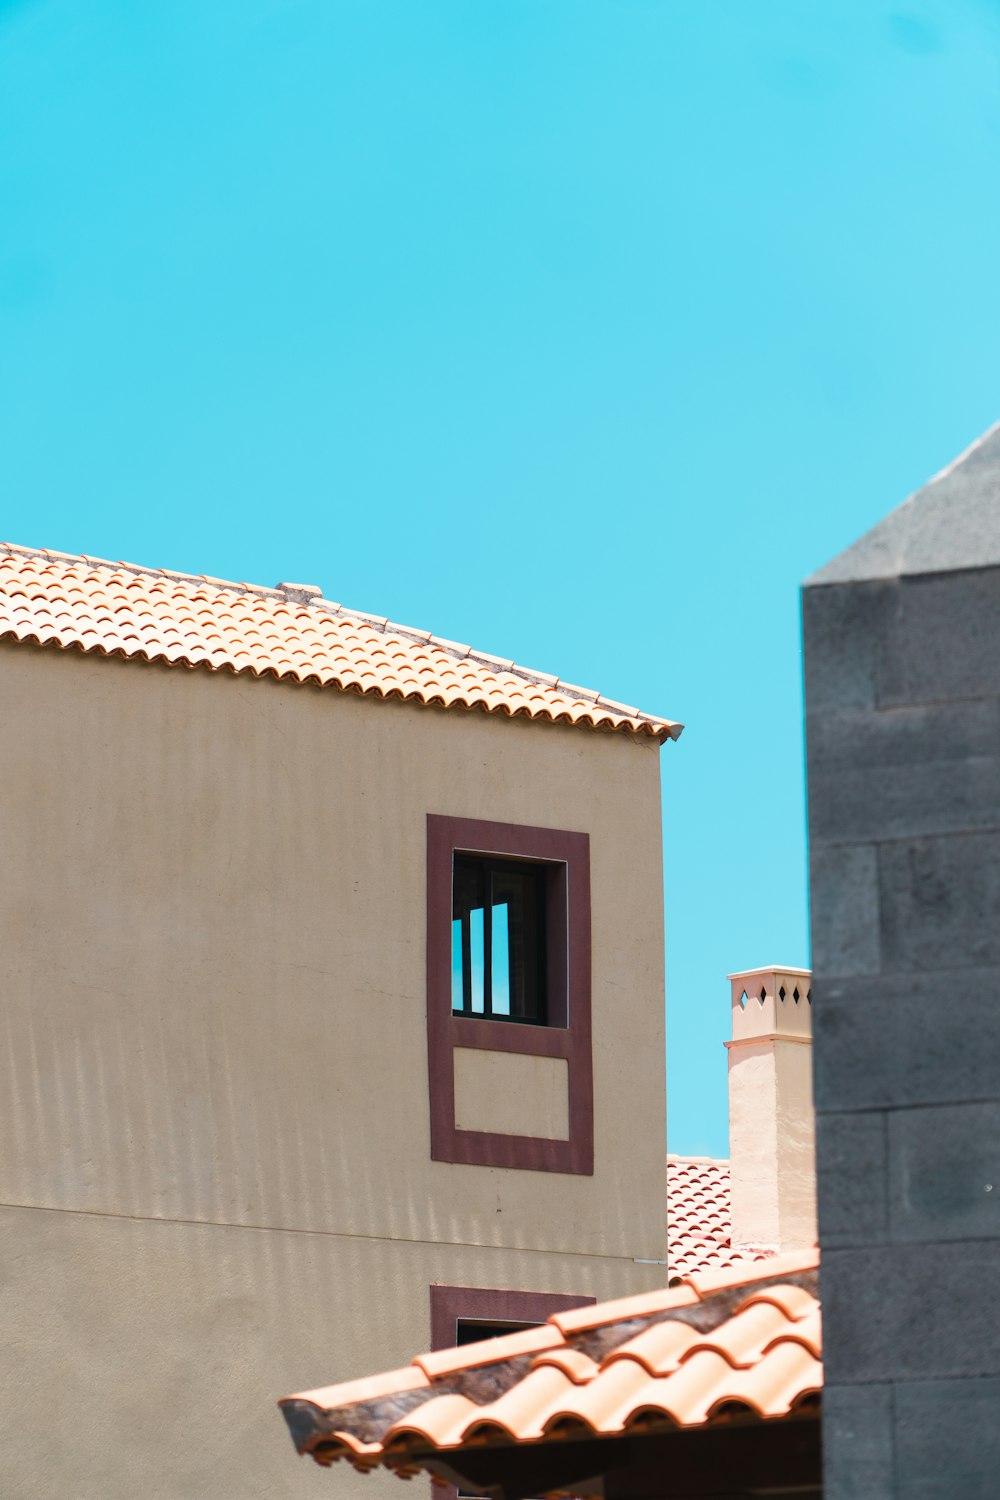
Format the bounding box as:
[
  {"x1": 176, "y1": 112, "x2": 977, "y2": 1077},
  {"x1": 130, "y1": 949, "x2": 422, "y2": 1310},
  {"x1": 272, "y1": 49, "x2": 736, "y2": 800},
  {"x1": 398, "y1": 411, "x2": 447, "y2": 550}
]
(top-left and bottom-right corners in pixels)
[{"x1": 809, "y1": 420, "x2": 1000, "y2": 585}]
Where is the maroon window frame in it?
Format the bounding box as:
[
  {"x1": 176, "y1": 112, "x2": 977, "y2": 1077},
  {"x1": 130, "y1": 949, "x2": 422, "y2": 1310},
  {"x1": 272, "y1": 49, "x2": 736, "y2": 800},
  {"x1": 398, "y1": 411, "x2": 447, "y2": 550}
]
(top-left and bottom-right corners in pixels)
[
  {"x1": 427, "y1": 814, "x2": 594, "y2": 1175},
  {"x1": 429, "y1": 1283, "x2": 597, "y2": 1353},
  {"x1": 429, "y1": 1285, "x2": 597, "y2": 1500}
]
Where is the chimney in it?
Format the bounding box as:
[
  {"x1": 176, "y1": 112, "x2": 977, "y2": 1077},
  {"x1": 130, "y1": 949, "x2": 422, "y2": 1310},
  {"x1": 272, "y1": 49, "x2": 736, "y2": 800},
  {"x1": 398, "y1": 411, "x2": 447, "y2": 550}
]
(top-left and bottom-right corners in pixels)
[{"x1": 726, "y1": 965, "x2": 816, "y2": 1255}]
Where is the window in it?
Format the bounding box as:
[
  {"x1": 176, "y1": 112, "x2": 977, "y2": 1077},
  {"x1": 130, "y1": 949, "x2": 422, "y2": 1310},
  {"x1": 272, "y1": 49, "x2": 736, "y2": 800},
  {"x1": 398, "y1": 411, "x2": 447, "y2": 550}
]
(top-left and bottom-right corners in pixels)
[
  {"x1": 428, "y1": 1286, "x2": 597, "y2": 1500},
  {"x1": 427, "y1": 815, "x2": 594, "y2": 1175},
  {"x1": 429, "y1": 1285, "x2": 595, "y2": 1352},
  {"x1": 455, "y1": 1317, "x2": 536, "y2": 1345},
  {"x1": 453, "y1": 1319, "x2": 542, "y2": 1499},
  {"x1": 451, "y1": 855, "x2": 547, "y2": 1023}
]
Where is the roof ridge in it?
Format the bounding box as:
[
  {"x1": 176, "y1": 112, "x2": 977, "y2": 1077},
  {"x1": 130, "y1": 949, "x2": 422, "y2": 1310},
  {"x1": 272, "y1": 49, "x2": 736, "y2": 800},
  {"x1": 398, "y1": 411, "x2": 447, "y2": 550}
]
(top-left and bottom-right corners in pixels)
[
  {"x1": 668, "y1": 1153, "x2": 730, "y2": 1166},
  {"x1": 806, "y1": 417, "x2": 1000, "y2": 586},
  {"x1": 0, "y1": 540, "x2": 678, "y2": 735},
  {"x1": 550, "y1": 1249, "x2": 819, "y2": 1339},
  {"x1": 923, "y1": 416, "x2": 1000, "y2": 489}
]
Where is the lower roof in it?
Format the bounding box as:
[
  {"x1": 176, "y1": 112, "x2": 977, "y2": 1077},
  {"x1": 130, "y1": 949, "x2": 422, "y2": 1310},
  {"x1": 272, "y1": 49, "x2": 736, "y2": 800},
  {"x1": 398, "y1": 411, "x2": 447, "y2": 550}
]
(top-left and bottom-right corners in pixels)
[
  {"x1": 279, "y1": 1251, "x2": 821, "y2": 1480},
  {"x1": 667, "y1": 1155, "x2": 772, "y2": 1279}
]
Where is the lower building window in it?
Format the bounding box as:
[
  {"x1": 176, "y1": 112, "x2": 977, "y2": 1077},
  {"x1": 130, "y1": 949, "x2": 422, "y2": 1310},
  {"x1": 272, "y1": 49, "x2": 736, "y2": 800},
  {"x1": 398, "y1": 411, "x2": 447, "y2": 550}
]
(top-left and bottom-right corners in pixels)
[
  {"x1": 430, "y1": 1286, "x2": 597, "y2": 1500},
  {"x1": 456, "y1": 1316, "x2": 535, "y2": 1345},
  {"x1": 454, "y1": 1318, "x2": 541, "y2": 1499}
]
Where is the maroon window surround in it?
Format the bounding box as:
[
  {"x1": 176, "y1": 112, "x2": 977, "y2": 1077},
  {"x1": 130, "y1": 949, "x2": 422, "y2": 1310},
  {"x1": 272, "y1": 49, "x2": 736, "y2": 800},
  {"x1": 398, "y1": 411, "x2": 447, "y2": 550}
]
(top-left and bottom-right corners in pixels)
[
  {"x1": 429, "y1": 1285, "x2": 597, "y2": 1500},
  {"x1": 429, "y1": 1283, "x2": 597, "y2": 1354},
  {"x1": 426, "y1": 814, "x2": 594, "y2": 1175}
]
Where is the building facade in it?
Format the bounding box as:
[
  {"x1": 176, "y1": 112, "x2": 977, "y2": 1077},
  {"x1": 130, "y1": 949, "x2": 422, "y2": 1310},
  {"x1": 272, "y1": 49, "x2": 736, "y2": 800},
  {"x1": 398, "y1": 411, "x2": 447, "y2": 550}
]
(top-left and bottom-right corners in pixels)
[
  {"x1": 803, "y1": 423, "x2": 1000, "y2": 1499},
  {"x1": 0, "y1": 545, "x2": 678, "y2": 1498}
]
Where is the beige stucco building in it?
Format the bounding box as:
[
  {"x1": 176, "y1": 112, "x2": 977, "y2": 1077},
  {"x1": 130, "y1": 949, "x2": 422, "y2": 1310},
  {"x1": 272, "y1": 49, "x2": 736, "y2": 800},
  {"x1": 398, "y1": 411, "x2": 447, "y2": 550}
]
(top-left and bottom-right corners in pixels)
[{"x1": 0, "y1": 544, "x2": 679, "y2": 1499}]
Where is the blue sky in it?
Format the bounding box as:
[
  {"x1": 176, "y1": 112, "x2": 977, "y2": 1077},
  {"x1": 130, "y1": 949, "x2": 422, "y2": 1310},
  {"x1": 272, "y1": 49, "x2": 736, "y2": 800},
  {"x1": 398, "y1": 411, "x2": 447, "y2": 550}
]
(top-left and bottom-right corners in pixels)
[{"x1": 2, "y1": 1, "x2": 999, "y2": 1155}]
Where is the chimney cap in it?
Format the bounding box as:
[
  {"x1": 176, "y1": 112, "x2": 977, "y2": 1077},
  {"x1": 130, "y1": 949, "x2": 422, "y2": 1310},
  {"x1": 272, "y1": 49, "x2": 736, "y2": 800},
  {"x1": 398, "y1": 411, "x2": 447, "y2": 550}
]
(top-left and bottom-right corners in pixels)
[
  {"x1": 728, "y1": 966, "x2": 812, "y2": 1046},
  {"x1": 726, "y1": 964, "x2": 811, "y2": 981}
]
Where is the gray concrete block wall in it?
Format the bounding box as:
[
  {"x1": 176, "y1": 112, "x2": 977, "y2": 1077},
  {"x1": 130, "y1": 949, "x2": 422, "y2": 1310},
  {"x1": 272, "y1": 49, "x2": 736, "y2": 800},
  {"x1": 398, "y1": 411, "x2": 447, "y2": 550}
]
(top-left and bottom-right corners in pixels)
[{"x1": 803, "y1": 565, "x2": 1000, "y2": 1499}]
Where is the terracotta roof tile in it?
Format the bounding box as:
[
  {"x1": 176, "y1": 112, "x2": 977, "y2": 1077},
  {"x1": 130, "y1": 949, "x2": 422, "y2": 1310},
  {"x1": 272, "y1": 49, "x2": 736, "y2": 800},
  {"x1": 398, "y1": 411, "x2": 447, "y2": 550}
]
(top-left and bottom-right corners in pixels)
[
  {"x1": 0, "y1": 544, "x2": 681, "y2": 742},
  {"x1": 550, "y1": 1281, "x2": 699, "y2": 1336},
  {"x1": 414, "y1": 1324, "x2": 562, "y2": 1379},
  {"x1": 667, "y1": 1154, "x2": 772, "y2": 1278},
  {"x1": 279, "y1": 1253, "x2": 821, "y2": 1476}
]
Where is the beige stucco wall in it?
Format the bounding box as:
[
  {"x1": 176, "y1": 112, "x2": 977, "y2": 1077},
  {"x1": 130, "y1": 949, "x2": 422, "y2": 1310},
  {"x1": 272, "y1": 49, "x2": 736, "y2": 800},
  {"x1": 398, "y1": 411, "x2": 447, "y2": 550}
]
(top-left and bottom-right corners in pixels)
[{"x1": 0, "y1": 639, "x2": 668, "y2": 1498}]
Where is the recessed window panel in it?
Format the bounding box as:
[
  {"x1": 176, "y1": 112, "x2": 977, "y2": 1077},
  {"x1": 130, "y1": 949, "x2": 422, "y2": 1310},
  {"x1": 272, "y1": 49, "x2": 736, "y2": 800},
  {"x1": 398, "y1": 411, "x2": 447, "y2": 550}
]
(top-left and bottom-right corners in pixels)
[{"x1": 452, "y1": 854, "x2": 546, "y2": 1023}]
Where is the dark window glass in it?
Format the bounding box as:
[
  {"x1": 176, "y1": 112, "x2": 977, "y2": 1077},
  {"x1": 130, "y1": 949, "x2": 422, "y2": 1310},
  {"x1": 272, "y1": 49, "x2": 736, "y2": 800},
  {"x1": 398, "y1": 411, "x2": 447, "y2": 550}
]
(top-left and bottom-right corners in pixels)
[
  {"x1": 455, "y1": 1318, "x2": 535, "y2": 1346},
  {"x1": 451, "y1": 855, "x2": 547, "y2": 1023}
]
